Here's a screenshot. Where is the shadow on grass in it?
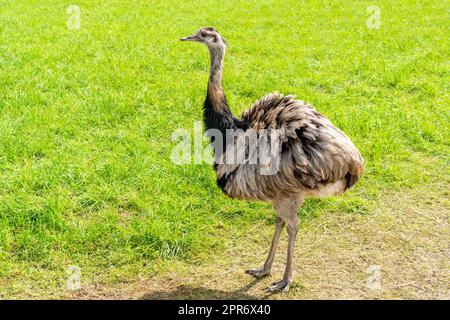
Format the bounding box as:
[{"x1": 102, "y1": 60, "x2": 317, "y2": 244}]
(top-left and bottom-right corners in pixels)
[{"x1": 140, "y1": 278, "x2": 274, "y2": 300}]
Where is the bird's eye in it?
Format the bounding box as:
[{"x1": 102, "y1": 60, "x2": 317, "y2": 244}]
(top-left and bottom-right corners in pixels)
[{"x1": 200, "y1": 32, "x2": 206, "y2": 37}]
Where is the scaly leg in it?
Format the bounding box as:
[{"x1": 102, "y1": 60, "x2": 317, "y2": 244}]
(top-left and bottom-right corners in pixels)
[
  {"x1": 246, "y1": 216, "x2": 285, "y2": 278},
  {"x1": 266, "y1": 197, "x2": 302, "y2": 293}
]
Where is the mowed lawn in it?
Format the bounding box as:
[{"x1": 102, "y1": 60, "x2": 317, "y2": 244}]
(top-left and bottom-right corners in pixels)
[{"x1": 0, "y1": 0, "x2": 448, "y2": 299}]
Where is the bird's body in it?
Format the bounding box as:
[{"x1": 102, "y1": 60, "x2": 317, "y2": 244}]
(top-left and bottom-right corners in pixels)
[
  {"x1": 181, "y1": 27, "x2": 364, "y2": 292},
  {"x1": 214, "y1": 92, "x2": 364, "y2": 202}
]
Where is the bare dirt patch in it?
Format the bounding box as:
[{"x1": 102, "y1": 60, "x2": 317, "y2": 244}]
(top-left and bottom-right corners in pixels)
[{"x1": 69, "y1": 187, "x2": 449, "y2": 300}]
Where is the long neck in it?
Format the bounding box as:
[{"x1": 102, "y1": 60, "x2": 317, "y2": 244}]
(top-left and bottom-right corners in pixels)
[{"x1": 203, "y1": 45, "x2": 234, "y2": 135}]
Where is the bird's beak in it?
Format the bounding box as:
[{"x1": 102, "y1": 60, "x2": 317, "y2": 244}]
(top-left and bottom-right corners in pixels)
[{"x1": 180, "y1": 34, "x2": 200, "y2": 42}]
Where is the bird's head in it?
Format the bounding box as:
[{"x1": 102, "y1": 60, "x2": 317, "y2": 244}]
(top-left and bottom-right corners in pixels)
[{"x1": 181, "y1": 27, "x2": 227, "y2": 50}]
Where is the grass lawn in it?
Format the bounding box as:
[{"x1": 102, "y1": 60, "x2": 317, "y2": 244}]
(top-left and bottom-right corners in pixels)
[{"x1": 0, "y1": 0, "x2": 448, "y2": 299}]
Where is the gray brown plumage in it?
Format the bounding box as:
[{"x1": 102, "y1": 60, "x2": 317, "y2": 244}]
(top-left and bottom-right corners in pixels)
[{"x1": 181, "y1": 27, "x2": 364, "y2": 292}]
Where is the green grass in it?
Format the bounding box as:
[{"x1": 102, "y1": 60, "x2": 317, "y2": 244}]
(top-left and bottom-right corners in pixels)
[{"x1": 0, "y1": 0, "x2": 448, "y2": 297}]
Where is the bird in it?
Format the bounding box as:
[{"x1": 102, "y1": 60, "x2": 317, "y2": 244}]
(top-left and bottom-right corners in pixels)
[{"x1": 181, "y1": 27, "x2": 364, "y2": 293}]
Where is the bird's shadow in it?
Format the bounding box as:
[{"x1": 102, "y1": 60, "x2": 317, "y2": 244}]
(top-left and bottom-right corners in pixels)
[{"x1": 139, "y1": 278, "x2": 276, "y2": 300}]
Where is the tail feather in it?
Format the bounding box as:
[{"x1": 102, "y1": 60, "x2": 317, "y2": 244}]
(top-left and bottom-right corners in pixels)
[
  {"x1": 345, "y1": 161, "x2": 364, "y2": 189},
  {"x1": 344, "y1": 173, "x2": 358, "y2": 189}
]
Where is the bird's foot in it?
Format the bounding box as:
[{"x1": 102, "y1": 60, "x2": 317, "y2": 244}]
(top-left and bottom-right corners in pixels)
[
  {"x1": 245, "y1": 268, "x2": 270, "y2": 279},
  {"x1": 266, "y1": 279, "x2": 291, "y2": 293}
]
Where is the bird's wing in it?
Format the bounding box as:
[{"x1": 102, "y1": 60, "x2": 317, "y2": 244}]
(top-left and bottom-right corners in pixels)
[{"x1": 241, "y1": 92, "x2": 364, "y2": 189}]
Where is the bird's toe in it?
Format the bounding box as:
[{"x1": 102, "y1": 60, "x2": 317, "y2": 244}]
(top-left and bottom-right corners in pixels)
[
  {"x1": 266, "y1": 279, "x2": 291, "y2": 293},
  {"x1": 245, "y1": 268, "x2": 270, "y2": 279}
]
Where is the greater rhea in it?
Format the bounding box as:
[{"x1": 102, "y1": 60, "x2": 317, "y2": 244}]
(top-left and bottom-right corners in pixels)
[{"x1": 181, "y1": 27, "x2": 364, "y2": 292}]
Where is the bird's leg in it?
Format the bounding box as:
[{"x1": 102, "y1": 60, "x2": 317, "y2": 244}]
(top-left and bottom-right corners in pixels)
[
  {"x1": 246, "y1": 216, "x2": 285, "y2": 278},
  {"x1": 266, "y1": 197, "x2": 302, "y2": 293},
  {"x1": 267, "y1": 215, "x2": 299, "y2": 293}
]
